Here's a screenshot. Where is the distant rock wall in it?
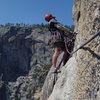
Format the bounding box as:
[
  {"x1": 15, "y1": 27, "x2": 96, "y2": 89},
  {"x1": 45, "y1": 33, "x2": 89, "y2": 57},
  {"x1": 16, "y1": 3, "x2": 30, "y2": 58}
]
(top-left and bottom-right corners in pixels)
[
  {"x1": 0, "y1": 26, "x2": 52, "y2": 100},
  {"x1": 41, "y1": 0, "x2": 100, "y2": 100}
]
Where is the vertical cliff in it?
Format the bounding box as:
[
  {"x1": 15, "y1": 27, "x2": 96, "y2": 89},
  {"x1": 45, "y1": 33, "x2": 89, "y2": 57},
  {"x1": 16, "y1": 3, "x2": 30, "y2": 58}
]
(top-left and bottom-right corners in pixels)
[
  {"x1": 41, "y1": 0, "x2": 100, "y2": 100},
  {"x1": 0, "y1": 26, "x2": 52, "y2": 100}
]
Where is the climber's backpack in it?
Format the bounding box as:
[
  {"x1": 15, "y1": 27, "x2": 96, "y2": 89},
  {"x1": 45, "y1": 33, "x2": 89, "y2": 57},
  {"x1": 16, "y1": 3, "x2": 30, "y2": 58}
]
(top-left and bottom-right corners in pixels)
[{"x1": 48, "y1": 20, "x2": 76, "y2": 52}]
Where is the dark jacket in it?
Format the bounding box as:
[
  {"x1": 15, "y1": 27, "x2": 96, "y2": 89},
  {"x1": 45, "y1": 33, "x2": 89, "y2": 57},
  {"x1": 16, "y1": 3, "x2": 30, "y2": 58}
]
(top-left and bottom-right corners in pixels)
[{"x1": 48, "y1": 18, "x2": 65, "y2": 49}]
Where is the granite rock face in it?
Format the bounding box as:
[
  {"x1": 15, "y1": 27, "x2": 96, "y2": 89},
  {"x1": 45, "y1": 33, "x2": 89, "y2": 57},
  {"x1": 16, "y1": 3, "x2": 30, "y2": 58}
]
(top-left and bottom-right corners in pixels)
[
  {"x1": 41, "y1": 0, "x2": 100, "y2": 100},
  {"x1": 0, "y1": 26, "x2": 52, "y2": 100}
]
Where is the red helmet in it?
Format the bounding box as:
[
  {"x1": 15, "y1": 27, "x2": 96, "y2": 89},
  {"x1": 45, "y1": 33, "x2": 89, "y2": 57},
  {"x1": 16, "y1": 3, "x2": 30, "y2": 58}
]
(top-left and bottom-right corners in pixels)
[{"x1": 44, "y1": 14, "x2": 55, "y2": 21}]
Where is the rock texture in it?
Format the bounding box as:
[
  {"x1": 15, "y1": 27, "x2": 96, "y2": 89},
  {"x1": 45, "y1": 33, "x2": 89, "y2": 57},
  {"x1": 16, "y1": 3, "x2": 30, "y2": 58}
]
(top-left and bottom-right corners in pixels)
[
  {"x1": 0, "y1": 26, "x2": 52, "y2": 100},
  {"x1": 41, "y1": 0, "x2": 100, "y2": 100}
]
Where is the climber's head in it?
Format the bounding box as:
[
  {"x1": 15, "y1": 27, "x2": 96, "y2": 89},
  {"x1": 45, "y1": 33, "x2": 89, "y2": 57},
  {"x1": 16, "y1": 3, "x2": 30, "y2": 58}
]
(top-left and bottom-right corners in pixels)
[{"x1": 44, "y1": 14, "x2": 56, "y2": 22}]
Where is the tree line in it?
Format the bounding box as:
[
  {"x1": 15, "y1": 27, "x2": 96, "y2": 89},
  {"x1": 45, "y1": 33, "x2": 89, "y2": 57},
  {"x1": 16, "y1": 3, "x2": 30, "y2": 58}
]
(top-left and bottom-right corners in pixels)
[{"x1": 0, "y1": 23, "x2": 74, "y2": 30}]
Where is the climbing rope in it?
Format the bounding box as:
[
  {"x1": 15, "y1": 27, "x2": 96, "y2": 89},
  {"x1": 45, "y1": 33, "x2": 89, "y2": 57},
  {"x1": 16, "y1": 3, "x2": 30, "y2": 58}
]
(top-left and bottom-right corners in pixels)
[{"x1": 71, "y1": 31, "x2": 100, "y2": 54}]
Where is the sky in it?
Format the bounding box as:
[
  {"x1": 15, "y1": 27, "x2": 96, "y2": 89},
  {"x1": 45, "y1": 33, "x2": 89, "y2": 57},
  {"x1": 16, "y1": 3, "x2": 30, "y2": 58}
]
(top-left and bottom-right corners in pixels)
[{"x1": 0, "y1": 0, "x2": 74, "y2": 26}]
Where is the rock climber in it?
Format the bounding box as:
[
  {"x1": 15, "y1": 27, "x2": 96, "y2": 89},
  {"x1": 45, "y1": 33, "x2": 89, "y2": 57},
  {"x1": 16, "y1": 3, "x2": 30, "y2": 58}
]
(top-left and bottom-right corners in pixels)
[{"x1": 44, "y1": 14, "x2": 74, "y2": 71}]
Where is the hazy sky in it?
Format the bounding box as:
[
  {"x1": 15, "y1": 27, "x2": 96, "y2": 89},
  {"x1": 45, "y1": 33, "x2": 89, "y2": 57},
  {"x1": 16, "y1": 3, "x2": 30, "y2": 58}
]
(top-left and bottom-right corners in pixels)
[{"x1": 0, "y1": 0, "x2": 74, "y2": 26}]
